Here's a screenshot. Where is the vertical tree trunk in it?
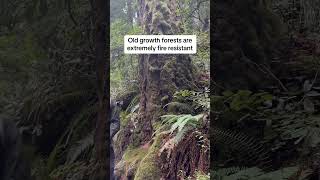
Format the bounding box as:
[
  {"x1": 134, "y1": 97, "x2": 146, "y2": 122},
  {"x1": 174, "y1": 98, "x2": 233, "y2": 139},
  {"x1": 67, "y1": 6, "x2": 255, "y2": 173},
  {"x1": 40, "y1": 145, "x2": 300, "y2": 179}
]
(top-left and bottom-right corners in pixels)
[
  {"x1": 136, "y1": 0, "x2": 196, "y2": 144},
  {"x1": 212, "y1": 0, "x2": 284, "y2": 91},
  {"x1": 92, "y1": 0, "x2": 108, "y2": 179},
  {"x1": 127, "y1": 0, "x2": 133, "y2": 27},
  {"x1": 137, "y1": 0, "x2": 145, "y2": 26}
]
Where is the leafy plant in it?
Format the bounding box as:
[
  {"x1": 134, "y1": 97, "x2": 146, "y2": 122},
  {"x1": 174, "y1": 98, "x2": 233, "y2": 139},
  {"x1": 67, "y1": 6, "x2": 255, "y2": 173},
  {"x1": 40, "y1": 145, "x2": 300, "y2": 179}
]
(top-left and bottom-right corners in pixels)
[
  {"x1": 212, "y1": 166, "x2": 308, "y2": 180},
  {"x1": 67, "y1": 132, "x2": 94, "y2": 164},
  {"x1": 212, "y1": 127, "x2": 271, "y2": 168},
  {"x1": 212, "y1": 166, "x2": 248, "y2": 179},
  {"x1": 173, "y1": 89, "x2": 210, "y2": 111},
  {"x1": 223, "y1": 90, "x2": 273, "y2": 111},
  {"x1": 161, "y1": 114, "x2": 203, "y2": 144},
  {"x1": 193, "y1": 171, "x2": 210, "y2": 180},
  {"x1": 268, "y1": 114, "x2": 320, "y2": 151},
  {"x1": 49, "y1": 161, "x2": 95, "y2": 180}
]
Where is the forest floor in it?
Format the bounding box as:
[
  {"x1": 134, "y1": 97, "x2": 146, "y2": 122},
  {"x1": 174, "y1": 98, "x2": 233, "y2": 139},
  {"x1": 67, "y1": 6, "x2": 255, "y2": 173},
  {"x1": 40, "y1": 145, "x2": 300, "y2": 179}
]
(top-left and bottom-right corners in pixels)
[{"x1": 212, "y1": 30, "x2": 320, "y2": 179}]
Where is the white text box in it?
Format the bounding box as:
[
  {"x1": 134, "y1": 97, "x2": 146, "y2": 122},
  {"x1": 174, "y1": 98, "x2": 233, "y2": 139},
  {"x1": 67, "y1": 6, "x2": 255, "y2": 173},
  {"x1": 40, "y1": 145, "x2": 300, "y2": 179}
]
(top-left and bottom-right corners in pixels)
[{"x1": 124, "y1": 35, "x2": 197, "y2": 54}]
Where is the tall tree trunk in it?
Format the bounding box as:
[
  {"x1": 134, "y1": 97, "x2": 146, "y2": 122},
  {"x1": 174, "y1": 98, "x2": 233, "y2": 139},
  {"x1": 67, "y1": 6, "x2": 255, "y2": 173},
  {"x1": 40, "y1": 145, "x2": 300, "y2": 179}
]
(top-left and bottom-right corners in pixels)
[
  {"x1": 127, "y1": 0, "x2": 133, "y2": 27},
  {"x1": 92, "y1": 0, "x2": 108, "y2": 179},
  {"x1": 137, "y1": 0, "x2": 145, "y2": 26},
  {"x1": 136, "y1": 0, "x2": 197, "y2": 144},
  {"x1": 212, "y1": 0, "x2": 284, "y2": 92}
]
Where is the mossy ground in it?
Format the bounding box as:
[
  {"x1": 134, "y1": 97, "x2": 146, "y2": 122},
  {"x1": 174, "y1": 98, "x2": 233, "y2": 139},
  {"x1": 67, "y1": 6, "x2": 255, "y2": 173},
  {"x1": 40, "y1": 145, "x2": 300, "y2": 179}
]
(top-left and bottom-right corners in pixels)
[
  {"x1": 134, "y1": 133, "x2": 164, "y2": 180},
  {"x1": 123, "y1": 146, "x2": 148, "y2": 166},
  {"x1": 115, "y1": 131, "x2": 167, "y2": 178}
]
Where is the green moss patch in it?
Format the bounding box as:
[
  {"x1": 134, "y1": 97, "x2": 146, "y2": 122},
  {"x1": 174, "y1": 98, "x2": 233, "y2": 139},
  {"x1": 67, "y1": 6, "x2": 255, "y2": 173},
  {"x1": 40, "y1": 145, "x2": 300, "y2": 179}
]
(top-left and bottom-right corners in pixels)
[
  {"x1": 123, "y1": 146, "x2": 148, "y2": 166},
  {"x1": 134, "y1": 134, "x2": 164, "y2": 180}
]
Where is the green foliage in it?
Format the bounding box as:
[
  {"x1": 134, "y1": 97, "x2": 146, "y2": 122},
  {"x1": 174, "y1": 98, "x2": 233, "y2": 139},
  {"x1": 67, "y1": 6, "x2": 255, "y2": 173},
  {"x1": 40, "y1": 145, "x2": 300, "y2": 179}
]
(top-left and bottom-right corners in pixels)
[
  {"x1": 110, "y1": 20, "x2": 141, "y2": 97},
  {"x1": 176, "y1": 0, "x2": 209, "y2": 34},
  {"x1": 114, "y1": 147, "x2": 142, "y2": 177},
  {"x1": 212, "y1": 90, "x2": 273, "y2": 130},
  {"x1": 67, "y1": 132, "x2": 93, "y2": 164},
  {"x1": 0, "y1": 0, "x2": 211, "y2": 179},
  {"x1": 110, "y1": 0, "x2": 127, "y2": 22},
  {"x1": 176, "y1": 0, "x2": 192, "y2": 32},
  {"x1": 212, "y1": 166, "x2": 302, "y2": 180},
  {"x1": 173, "y1": 89, "x2": 210, "y2": 111},
  {"x1": 268, "y1": 114, "x2": 320, "y2": 151},
  {"x1": 0, "y1": 32, "x2": 45, "y2": 85},
  {"x1": 121, "y1": 146, "x2": 148, "y2": 174},
  {"x1": 192, "y1": 31, "x2": 210, "y2": 70},
  {"x1": 222, "y1": 90, "x2": 273, "y2": 111},
  {"x1": 110, "y1": 19, "x2": 142, "y2": 49},
  {"x1": 1, "y1": 18, "x2": 97, "y2": 180},
  {"x1": 213, "y1": 127, "x2": 271, "y2": 168},
  {"x1": 212, "y1": 166, "x2": 248, "y2": 178},
  {"x1": 123, "y1": 146, "x2": 148, "y2": 164},
  {"x1": 214, "y1": 87, "x2": 320, "y2": 176},
  {"x1": 161, "y1": 114, "x2": 203, "y2": 144},
  {"x1": 47, "y1": 105, "x2": 96, "y2": 171},
  {"x1": 0, "y1": 4, "x2": 96, "y2": 179},
  {"x1": 49, "y1": 161, "x2": 95, "y2": 180},
  {"x1": 174, "y1": 89, "x2": 194, "y2": 100},
  {"x1": 134, "y1": 134, "x2": 163, "y2": 180},
  {"x1": 120, "y1": 111, "x2": 130, "y2": 127},
  {"x1": 212, "y1": 167, "x2": 263, "y2": 180},
  {"x1": 194, "y1": 171, "x2": 210, "y2": 180},
  {"x1": 165, "y1": 102, "x2": 194, "y2": 114}
]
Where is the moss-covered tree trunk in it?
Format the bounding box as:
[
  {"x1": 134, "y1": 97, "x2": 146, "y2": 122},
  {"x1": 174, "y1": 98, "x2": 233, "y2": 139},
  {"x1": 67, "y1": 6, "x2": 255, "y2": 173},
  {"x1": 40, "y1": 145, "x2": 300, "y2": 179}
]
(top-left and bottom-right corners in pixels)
[
  {"x1": 136, "y1": 0, "x2": 197, "y2": 144},
  {"x1": 212, "y1": 0, "x2": 284, "y2": 92}
]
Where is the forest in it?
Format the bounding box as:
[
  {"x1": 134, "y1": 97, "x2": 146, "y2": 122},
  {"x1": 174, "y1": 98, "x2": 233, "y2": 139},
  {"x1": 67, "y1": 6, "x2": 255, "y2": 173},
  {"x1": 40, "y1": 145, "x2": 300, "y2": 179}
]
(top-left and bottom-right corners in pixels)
[
  {"x1": 110, "y1": 0, "x2": 209, "y2": 179},
  {"x1": 1, "y1": 0, "x2": 320, "y2": 180},
  {"x1": 0, "y1": 0, "x2": 210, "y2": 179},
  {"x1": 213, "y1": 0, "x2": 320, "y2": 179}
]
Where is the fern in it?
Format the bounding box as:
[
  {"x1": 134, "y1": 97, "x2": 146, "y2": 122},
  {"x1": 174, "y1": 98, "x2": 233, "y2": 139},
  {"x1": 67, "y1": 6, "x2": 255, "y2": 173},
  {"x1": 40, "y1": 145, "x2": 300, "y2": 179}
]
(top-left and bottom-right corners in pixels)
[
  {"x1": 67, "y1": 132, "x2": 93, "y2": 164},
  {"x1": 47, "y1": 105, "x2": 96, "y2": 171},
  {"x1": 193, "y1": 171, "x2": 210, "y2": 180},
  {"x1": 212, "y1": 127, "x2": 271, "y2": 168},
  {"x1": 213, "y1": 165, "x2": 310, "y2": 180},
  {"x1": 212, "y1": 166, "x2": 250, "y2": 180},
  {"x1": 271, "y1": 115, "x2": 320, "y2": 150},
  {"x1": 125, "y1": 94, "x2": 139, "y2": 113},
  {"x1": 173, "y1": 90, "x2": 210, "y2": 111},
  {"x1": 217, "y1": 167, "x2": 264, "y2": 180},
  {"x1": 212, "y1": 166, "x2": 301, "y2": 180},
  {"x1": 161, "y1": 114, "x2": 203, "y2": 132},
  {"x1": 161, "y1": 114, "x2": 203, "y2": 144}
]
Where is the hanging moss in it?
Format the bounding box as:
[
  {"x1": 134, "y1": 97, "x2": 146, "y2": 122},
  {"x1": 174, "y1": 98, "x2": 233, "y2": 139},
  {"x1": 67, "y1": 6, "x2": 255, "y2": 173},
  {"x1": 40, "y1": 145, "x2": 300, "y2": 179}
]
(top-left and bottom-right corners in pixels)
[{"x1": 147, "y1": 0, "x2": 177, "y2": 34}]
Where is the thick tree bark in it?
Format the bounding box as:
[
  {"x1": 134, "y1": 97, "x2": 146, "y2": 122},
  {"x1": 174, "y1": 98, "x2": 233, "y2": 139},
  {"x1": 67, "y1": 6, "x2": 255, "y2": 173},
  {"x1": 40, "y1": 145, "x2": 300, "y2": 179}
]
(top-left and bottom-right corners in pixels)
[
  {"x1": 136, "y1": 0, "x2": 196, "y2": 144},
  {"x1": 92, "y1": 0, "x2": 109, "y2": 179}
]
